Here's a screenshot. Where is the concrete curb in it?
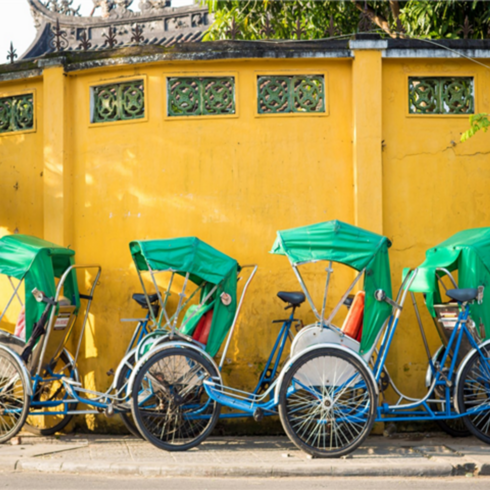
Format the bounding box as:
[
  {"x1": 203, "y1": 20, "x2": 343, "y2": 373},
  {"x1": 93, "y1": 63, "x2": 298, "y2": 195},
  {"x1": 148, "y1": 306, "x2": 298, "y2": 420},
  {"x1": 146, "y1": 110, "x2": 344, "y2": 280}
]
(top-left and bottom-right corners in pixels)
[{"x1": 13, "y1": 460, "x2": 458, "y2": 478}]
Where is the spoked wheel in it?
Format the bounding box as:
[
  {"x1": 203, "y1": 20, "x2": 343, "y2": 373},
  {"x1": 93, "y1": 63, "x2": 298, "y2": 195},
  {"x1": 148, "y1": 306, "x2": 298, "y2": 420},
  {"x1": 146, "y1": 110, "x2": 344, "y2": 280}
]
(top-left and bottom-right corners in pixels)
[
  {"x1": 0, "y1": 349, "x2": 31, "y2": 443},
  {"x1": 428, "y1": 345, "x2": 470, "y2": 437},
  {"x1": 115, "y1": 353, "x2": 141, "y2": 438},
  {"x1": 131, "y1": 347, "x2": 221, "y2": 451},
  {"x1": 278, "y1": 347, "x2": 377, "y2": 458},
  {"x1": 25, "y1": 350, "x2": 78, "y2": 436},
  {"x1": 456, "y1": 344, "x2": 490, "y2": 444}
]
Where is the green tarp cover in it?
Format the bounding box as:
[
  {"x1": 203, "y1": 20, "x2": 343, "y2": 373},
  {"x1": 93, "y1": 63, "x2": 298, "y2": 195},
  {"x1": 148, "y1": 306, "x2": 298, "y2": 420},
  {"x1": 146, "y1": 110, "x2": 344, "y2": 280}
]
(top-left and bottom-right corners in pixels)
[
  {"x1": 0, "y1": 235, "x2": 79, "y2": 340},
  {"x1": 130, "y1": 237, "x2": 239, "y2": 357},
  {"x1": 270, "y1": 221, "x2": 393, "y2": 353},
  {"x1": 409, "y1": 227, "x2": 490, "y2": 340}
]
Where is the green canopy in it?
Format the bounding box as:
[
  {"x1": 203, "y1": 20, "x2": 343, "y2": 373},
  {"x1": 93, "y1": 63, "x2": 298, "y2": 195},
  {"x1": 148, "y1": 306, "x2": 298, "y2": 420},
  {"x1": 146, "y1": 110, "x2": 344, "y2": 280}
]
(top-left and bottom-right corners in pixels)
[
  {"x1": 130, "y1": 237, "x2": 239, "y2": 357},
  {"x1": 0, "y1": 235, "x2": 79, "y2": 340},
  {"x1": 409, "y1": 227, "x2": 490, "y2": 340},
  {"x1": 270, "y1": 221, "x2": 393, "y2": 353}
]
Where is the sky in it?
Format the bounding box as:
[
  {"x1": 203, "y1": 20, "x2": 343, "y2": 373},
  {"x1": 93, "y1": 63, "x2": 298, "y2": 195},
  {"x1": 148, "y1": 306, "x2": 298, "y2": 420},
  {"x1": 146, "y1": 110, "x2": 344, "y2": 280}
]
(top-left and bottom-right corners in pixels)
[{"x1": 0, "y1": 0, "x2": 192, "y2": 62}]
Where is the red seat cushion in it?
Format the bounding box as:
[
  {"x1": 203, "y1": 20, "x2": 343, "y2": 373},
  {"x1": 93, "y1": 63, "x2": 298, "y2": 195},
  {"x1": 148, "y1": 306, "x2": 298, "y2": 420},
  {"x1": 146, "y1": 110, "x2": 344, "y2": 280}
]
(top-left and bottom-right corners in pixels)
[
  {"x1": 192, "y1": 309, "x2": 213, "y2": 345},
  {"x1": 341, "y1": 291, "x2": 365, "y2": 341}
]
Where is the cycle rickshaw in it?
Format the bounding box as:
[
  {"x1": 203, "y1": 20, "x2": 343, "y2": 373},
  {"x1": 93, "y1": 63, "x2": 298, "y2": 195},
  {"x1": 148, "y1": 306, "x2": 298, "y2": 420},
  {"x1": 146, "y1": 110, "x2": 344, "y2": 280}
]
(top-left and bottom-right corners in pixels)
[
  {"x1": 130, "y1": 221, "x2": 490, "y2": 458},
  {"x1": 124, "y1": 237, "x2": 303, "y2": 449},
  {"x1": 0, "y1": 234, "x2": 165, "y2": 441}
]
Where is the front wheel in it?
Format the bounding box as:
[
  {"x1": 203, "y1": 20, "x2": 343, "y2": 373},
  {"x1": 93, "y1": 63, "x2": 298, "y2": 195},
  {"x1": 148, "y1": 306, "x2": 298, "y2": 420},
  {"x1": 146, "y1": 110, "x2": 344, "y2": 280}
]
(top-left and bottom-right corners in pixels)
[
  {"x1": 0, "y1": 349, "x2": 31, "y2": 443},
  {"x1": 131, "y1": 347, "x2": 221, "y2": 451},
  {"x1": 456, "y1": 344, "x2": 490, "y2": 444},
  {"x1": 278, "y1": 347, "x2": 377, "y2": 458}
]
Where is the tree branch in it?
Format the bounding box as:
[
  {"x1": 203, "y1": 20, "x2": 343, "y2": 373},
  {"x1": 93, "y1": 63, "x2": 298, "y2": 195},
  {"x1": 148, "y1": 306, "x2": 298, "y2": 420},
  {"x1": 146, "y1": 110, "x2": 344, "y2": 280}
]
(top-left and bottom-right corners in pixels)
[{"x1": 353, "y1": 1, "x2": 397, "y2": 38}]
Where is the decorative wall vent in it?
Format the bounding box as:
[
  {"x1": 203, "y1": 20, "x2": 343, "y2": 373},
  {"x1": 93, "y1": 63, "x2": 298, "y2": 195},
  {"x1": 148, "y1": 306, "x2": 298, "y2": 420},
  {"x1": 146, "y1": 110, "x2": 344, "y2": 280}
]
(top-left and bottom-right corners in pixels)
[
  {"x1": 0, "y1": 94, "x2": 34, "y2": 134},
  {"x1": 257, "y1": 75, "x2": 325, "y2": 114},
  {"x1": 91, "y1": 80, "x2": 145, "y2": 123},
  {"x1": 409, "y1": 77, "x2": 474, "y2": 115},
  {"x1": 168, "y1": 77, "x2": 236, "y2": 117}
]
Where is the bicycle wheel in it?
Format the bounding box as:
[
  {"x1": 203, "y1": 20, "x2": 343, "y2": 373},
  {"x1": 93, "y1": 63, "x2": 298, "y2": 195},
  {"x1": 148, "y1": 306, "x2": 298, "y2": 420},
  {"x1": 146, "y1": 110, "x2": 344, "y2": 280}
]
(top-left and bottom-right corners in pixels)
[
  {"x1": 25, "y1": 350, "x2": 78, "y2": 436},
  {"x1": 428, "y1": 345, "x2": 470, "y2": 437},
  {"x1": 278, "y1": 347, "x2": 377, "y2": 458},
  {"x1": 131, "y1": 347, "x2": 221, "y2": 451},
  {"x1": 0, "y1": 349, "x2": 31, "y2": 443},
  {"x1": 115, "y1": 352, "x2": 141, "y2": 438},
  {"x1": 456, "y1": 344, "x2": 490, "y2": 444}
]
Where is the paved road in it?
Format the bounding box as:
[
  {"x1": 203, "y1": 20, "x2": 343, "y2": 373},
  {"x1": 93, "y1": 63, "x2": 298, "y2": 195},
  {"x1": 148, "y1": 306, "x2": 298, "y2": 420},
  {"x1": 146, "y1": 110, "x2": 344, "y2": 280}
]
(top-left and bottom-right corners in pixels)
[{"x1": 1, "y1": 474, "x2": 490, "y2": 490}]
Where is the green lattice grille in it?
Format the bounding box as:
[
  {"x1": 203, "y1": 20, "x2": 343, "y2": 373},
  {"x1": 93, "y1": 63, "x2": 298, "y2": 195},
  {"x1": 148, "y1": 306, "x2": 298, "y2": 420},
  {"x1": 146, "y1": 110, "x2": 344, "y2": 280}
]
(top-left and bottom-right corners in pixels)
[
  {"x1": 258, "y1": 75, "x2": 325, "y2": 114},
  {"x1": 409, "y1": 77, "x2": 474, "y2": 114},
  {"x1": 168, "y1": 77, "x2": 235, "y2": 117},
  {"x1": 92, "y1": 80, "x2": 145, "y2": 123},
  {"x1": 0, "y1": 94, "x2": 34, "y2": 134}
]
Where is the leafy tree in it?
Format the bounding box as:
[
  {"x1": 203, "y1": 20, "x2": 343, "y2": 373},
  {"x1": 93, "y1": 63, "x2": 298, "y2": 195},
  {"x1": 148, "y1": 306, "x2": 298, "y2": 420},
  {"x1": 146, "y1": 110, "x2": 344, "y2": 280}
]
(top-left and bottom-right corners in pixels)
[{"x1": 203, "y1": 1, "x2": 490, "y2": 41}]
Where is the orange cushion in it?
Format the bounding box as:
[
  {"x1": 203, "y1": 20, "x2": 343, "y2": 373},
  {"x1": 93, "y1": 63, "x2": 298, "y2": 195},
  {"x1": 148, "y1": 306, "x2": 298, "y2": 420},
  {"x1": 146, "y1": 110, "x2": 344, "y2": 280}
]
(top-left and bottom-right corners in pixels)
[
  {"x1": 341, "y1": 291, "x2": 365, "y2": 341},
  {"x1": 192, "y1": 309, "x2": 213, "y2": 345}
]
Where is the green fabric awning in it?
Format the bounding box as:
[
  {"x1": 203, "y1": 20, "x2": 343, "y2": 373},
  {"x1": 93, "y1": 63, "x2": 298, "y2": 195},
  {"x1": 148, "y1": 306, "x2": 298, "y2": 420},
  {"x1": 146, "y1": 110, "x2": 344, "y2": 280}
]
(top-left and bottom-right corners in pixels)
[
  {"x1": 270, "y1": 221, "x2": 393, "y2": 354},
  {"x1": 409, "y1": 227, "x2": 490, "y2": 341},
  {"x1": 0, "y1": 235, "x2": 79, "y2": 339},
  {"x1": 130, "y1": 237, "x2": 239, "y2": 357}
]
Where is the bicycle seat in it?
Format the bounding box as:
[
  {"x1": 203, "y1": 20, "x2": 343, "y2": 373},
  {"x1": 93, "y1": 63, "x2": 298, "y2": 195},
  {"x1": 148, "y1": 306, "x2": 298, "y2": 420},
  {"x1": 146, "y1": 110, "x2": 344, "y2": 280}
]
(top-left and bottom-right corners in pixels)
[
  {"x1": 277, "y1": 291, "x2": 305, "y2": 306},
  {"x1": 446, "y1": 288, "x2": 478, "y2": 303},
  {"x1": 132, "y1": 293, "x2": 159, "y2": 308}
]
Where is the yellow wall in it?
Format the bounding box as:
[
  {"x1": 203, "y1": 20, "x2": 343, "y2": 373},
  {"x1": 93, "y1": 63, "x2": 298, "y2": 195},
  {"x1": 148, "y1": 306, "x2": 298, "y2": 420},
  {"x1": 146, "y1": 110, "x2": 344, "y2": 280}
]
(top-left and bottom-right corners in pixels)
[
  {"x1": 1, "y1": 49, "x2": 490, "y2": 430},
  {"x1": 382, "y1": 58, "x2": 490, "y2": 397}
]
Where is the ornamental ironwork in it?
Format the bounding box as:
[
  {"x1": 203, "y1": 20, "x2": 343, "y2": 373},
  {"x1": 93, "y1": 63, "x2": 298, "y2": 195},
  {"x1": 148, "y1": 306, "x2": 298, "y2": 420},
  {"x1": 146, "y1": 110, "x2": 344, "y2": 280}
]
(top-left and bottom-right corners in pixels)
[
  {"x1": 7, "y1": 42, "x2": 17, "y2": 64},
  {"x1": 50, "y1": 19, "x2": 69, "y2": 51},
  {"x1": 409, "y1": 77, "x2": 474, "y2": 115},
  {"x1": 92, "y1": 80, "x2": 145, "y2": 123},
  {"x1": 258, "y1": 75, "x2": 326, "y2": 114},
  {"x1": 168, "y1": 77, "x2": 235, "y2": 117},
  {"x1": 0, "y1": 94, "x2": 34, "y2": 134}
]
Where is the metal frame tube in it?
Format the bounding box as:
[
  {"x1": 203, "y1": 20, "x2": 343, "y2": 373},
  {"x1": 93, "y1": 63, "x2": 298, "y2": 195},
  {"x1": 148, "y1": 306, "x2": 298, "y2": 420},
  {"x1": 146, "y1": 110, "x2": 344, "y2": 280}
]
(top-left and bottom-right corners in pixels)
[
  {"x1": 219, "y1": 265, "x2": 258, "y2": 369},
  {"x1": 8, "y1": 276, "x2": 24, "y2": 307},
  {"x1": 291, "y1": 264, "x2": 320, "y2": 320},
  {"x1": 0, "y1": 274, "x2": 26, "y2": 324},
  {"x1": 134, "y1": 268, "x2": 159, "y2": 326},
  {"x1": 171, "y1": 272, "x2": 189, "y2": 336},
  {"x1": 36, "y1": 264, "x2": 101, "y2": 376},
  {"x1": 320, "y1": 261, "x2": 333, "y2": 323},
  {"x1": 325, "y1": 268, "x2": 365, "y2": 327}
]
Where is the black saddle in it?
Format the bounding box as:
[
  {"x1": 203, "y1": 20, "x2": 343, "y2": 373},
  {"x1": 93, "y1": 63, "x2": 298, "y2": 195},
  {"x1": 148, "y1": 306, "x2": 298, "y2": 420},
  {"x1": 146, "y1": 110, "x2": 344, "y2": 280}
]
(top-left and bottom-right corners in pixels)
[
  {"x1": 446, "y1": 288, "x2": 478, "y2": 303},
  {"x1": 344, "y1": 294, "x2": 355, "y2": 309},
  {"x1": 277, "y1": 291, "x2": 305, "y2": 307},
  {"x1": 132, "y1": 293, "x2": 159, "y2": 309}
]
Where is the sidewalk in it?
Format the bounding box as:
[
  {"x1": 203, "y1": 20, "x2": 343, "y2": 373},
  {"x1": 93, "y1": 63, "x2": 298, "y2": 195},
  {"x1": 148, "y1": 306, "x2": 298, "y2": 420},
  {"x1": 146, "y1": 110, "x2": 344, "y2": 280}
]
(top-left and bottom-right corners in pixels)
[{"x1": 1, "y1": 433, "x2": 490, "y2": 478}]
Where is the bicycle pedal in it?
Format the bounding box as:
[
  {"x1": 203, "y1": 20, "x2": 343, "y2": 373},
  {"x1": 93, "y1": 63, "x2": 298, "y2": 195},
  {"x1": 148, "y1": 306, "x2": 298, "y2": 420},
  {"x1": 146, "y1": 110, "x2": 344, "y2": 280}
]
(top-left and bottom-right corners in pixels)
[
  {"x1": 104, "y1": 404, "x2": 115, "y2": 418},
  {"x1": 253, "y1": 408, "x2": 264, "y2": 422}
]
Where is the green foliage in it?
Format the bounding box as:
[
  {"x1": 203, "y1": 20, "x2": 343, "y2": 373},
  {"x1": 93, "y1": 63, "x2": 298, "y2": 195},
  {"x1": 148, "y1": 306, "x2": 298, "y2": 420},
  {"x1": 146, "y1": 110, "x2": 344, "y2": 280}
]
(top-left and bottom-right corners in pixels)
[
  {"x1": 203, "y1": 1, "x2": 490, "y2": 41},
  {"x1": 461, "y1": 113, "x2": 490, "y2": 142}
]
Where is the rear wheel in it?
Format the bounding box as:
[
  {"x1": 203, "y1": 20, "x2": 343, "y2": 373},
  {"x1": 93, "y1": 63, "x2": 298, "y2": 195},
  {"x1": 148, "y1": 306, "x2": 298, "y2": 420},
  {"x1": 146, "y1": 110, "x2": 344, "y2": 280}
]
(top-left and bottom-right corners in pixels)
[
  {"x1": 456, "y1": 344, "x2": 490, "y2": 444},
  {"x1": 131, "y1": 347, "x2": 221, "y2": 451},
  {"x1": 0, "y1": 349, "x2": 31, "y2": 443},
  {"x1": 25, "y1": 350, "x2": 78, "y2": 436},
  {"x1": 278, "y1": 347, "x2": 377, "y2": 458}
]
